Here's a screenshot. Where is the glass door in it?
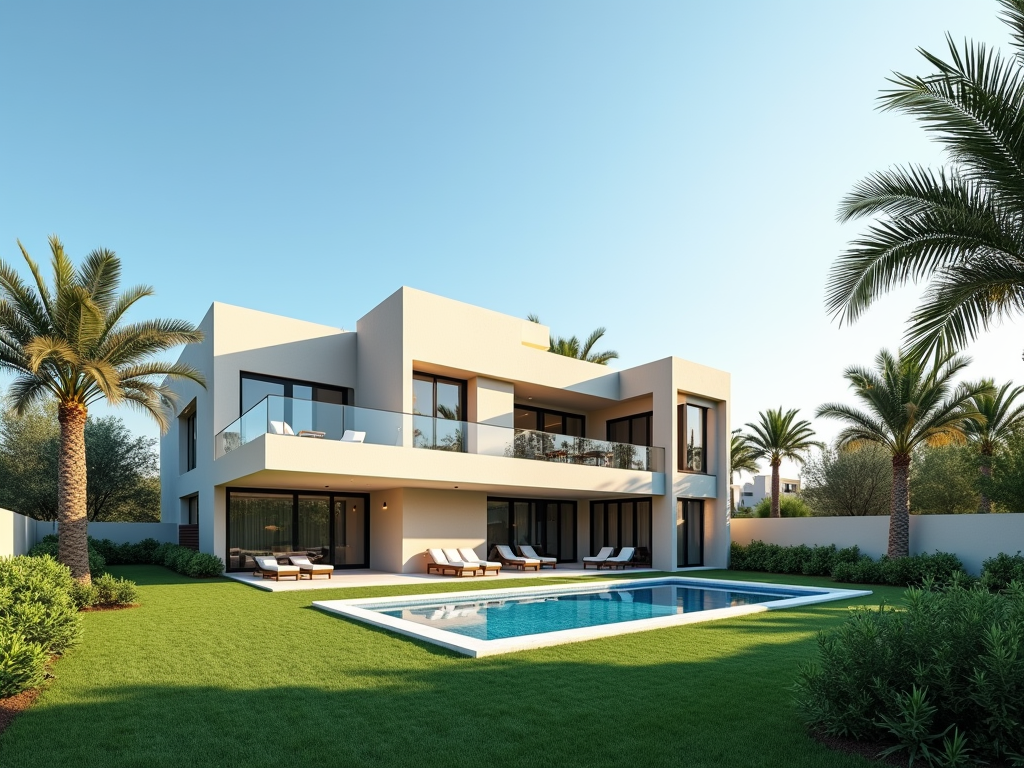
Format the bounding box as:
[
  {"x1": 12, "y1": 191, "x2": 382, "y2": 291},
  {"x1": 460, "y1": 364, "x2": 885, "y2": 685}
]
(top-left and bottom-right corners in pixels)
[
  {"x1": 297, "y1": 495, "x2": 331, "y2": 564},
  {"x1": 676, "y1": 499, "x2": 704, "y2": 567},
  {"x1": 486, "y1": 498, "x2": 577, "y2": 562},
  {"x1": 333, "y1": 496, "x2": 368, "y2": 568}
]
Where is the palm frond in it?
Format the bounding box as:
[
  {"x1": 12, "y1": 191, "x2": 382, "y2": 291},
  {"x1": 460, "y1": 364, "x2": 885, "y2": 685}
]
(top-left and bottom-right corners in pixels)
[{"x1": 77, "y1": 247, "x2": 121, "y2": 312}]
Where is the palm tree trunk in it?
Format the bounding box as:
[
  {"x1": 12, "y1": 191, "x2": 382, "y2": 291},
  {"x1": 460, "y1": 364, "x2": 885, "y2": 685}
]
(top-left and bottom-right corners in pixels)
[
  {"x1": 978, "y1": 461, "x2": 992, "y2": 514},
  {"x1": 770, "y1": 459, "x2": 781, "y2": 518},
  {"x1": 57, "y1": 402, "x2": 91, "y2": 584},
  {"x1": 888, "y1": 455, "x2": 911, "y2": 559}
]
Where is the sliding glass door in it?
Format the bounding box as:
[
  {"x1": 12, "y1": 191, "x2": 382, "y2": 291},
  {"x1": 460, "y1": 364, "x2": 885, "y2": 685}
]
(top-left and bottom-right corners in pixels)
[
  {"x1": 333, "y1": 496, "x2": 368, "y2": 567},
  {"x1": 486, "y1": 498, "x2": 577, "y2": 562},
  {"x1": 676, "y1": 499, "x2": 704, "y2": 567},
  {"x1": 590, "y1": 499, "x2": 652, "y2": 557}
]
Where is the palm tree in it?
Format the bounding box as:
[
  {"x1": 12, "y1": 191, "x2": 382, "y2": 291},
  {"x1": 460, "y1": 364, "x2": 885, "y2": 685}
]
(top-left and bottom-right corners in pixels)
[
  {"x1": 816, "y1": 349, "x2": 989, "y2": 558},
  {"x1": 527, "y1": 314, "x2": 618, "y2": 365},
  {"x1": 729, "y1": 429, "x2": 760, "y2": 512},
  {"x1": 0, "y1": 236, "x2": 204, "y2": 583},
  {"x1": 963, "y1": 379, "x2": 1024, "y2": 512},
  {"x1": 826, "y1": 0, "x2": 1024, "y2": 360},
  {"x1": 743, "y1": 408, "x2": 822, "y2": 519}
]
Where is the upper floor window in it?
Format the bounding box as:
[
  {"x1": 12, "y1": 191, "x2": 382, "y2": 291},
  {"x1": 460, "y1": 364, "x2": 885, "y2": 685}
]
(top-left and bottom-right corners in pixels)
[
  {"x1": 678, "y1": 404, "x2": 708, "y2": 473},
  {"x1": 606, "y1": 412, "x2": 652, "y2": 447},
  {"x1": 514, "y1": 405, "x2": 584, "y2": 437},
  {"x1": 412, "y1": 373, "x2": 465, "y2": 420},
  {"x1": 240, "y1": 372, "x2": 347, "y2": 414},
  {"x1": 783, "y1": 482, "x2": 798, "y2": 493},
  {"x1": 181, "y1": 401, "x2": 197, "y2": 473}
]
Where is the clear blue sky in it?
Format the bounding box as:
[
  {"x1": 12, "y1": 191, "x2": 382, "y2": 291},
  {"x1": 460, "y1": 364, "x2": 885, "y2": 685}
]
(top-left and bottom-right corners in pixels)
[{"x1": 1, "y1": 1, "x2": 1019, "y2": 477}]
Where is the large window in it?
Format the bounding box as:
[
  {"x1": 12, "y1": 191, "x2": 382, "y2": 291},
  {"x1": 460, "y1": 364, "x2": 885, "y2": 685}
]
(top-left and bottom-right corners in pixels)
[
  {"x1": 412, "y1": 372, "x2": 466, "y2": 450},
  {"x1": 187, "y1": 495, "x2": 199, "y2": 525},
  {"x1": 606, "y1": 412, "x2": 652, "y2": 446},
  {"x1": 678, "y1": 404, "x2": 708, "y2": 473},
  {"x1": 486, "y1": 497, "x2": 577, "y2": 562},
  {"x1": 514, "y1": 405, "x2": 584, "y2": 437},
  {"x1": 590, "y1": 499, "x2": 652, "y2": 558},
  {"x1": 240, "y1": 372, "x2": 347, "y2": 414},
  {"x1": 226, "y1": 489, "x2": 369, "y2": 571},
  {"x1": 184, "y1": 409, "x2": 197, "y2": 472},
  {"x1": 676, "y1": 499, "x2": 704, "y2": 567}
]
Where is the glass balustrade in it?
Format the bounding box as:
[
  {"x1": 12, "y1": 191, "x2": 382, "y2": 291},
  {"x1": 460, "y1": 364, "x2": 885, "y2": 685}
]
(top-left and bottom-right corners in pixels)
[{"x1": 215, "y1": 395, "x2": 665, "y2": 472}]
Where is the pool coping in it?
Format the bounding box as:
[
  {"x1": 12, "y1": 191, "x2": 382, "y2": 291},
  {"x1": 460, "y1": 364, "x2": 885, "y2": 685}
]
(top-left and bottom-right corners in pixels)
[{"x1": 312, "y1": 576, "x2": 873, "y2": 657}]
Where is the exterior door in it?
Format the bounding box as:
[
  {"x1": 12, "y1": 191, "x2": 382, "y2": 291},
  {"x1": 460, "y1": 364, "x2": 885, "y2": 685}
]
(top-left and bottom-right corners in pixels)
[{"x1": 676, "y1": 499, "x2": 704, "y2": 567}]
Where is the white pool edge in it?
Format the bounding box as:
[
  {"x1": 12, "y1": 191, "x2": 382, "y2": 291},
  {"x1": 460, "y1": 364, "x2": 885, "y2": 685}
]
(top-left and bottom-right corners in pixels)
[{"x1": 312, "y1": 576, "x2": 873, "y2": 658}]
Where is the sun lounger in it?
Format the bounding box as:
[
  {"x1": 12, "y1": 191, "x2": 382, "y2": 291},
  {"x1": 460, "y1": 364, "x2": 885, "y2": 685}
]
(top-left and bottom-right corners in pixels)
[
  {"x1": 453, "y1": 548, "x2": 502, "y2": 576},
  {"x1": 599, "y1": 547, "x2": 636, "y2": 569},
  {"x1": 518, "y1": 544, "x2": 557, "y2": 569},
  {"x1": 426, "y1": 548, "x2": 482, "y2": 577},
  {"x1": 493, "y1": 544, "x2": 541, "y2": 571},
  {"x1": 252, "y1": 555, "x2": 300, "y2": 581},
  {"x1": 288, "y1": 555, "x2": 334, "y2": 579},
  {"x1": 582, "y1": 546, "x2": 615, "y2": 569}
]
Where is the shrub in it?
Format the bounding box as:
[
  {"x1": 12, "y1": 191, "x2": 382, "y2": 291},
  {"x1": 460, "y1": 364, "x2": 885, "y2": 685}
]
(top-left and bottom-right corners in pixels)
[
  {"x1": 0, "y1": 627, "x2": 48, "y2": 698},
  {"x1": 28, "y1": 534, "x2": 106, "y2": 574},
  {"x1": 183, "y1": 552, "x2": 224, "y2": 578},
  {"x1": 830, "y1": 555, "x2": 883, "y2": 585},
  {"x1": 731, "y1": 541, "x2": 861, "y2": 578},
  {"x1": 152, "y1": 544, "x2": 223, "y2": 578},
  {"x1": 91, "y1": 573, "x2": 139, "y2": 607},
  {"x1": 88, "y1": 536, "x2": 163, "y2": 566},
  {"x1": 750, "y1": 495, "x2": 813, "y2": 518},
  {"x1": 981, "y1": 551, "x2": 1024, "y2": 592},
  {"x1": 794, "y1": 582, "x2": 1024, "y2": 765},
  {"x1": 0, "y1": 555, "x2": 81, "y2": 655}
]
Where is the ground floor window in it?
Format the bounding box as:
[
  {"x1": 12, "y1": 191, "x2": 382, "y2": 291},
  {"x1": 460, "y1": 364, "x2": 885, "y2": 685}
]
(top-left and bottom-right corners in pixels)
[
  {"x1": 590, "y1": 499, "x2": 652, "y2": 561},
  {"x1": 226, "y1": 488, "x2": 369, "y2": 571},
  {"x1": 486, "y1": 497, "x2": 577, "y2": 562},
  {"x1": 676, "y1": 498, "x2": 704, "y2": 567}
]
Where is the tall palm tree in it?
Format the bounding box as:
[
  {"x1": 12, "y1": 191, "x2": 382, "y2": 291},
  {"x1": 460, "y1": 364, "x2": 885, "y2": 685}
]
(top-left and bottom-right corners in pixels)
[
  {"x1": 963, "y1": 378, "x2": 1024, "y2": 512},
  {"x1": 0, "y1": 236, "x2": 204, "y2": 583},
  {"x1": 527, "y1": 314, "x2": 618, "y2": 365},
  {"x1": 730, "y1": 429, "x2": 760, "y2": 512},
  {"x1": 816, "y1": 350, "x2": 989, "y2": 558},
  {"x1": 743, "y1": 408, "x2": 822, "y2": 519},
  {"x1": 826, "y1": 0, "x2": 1024, "y2": 360}
]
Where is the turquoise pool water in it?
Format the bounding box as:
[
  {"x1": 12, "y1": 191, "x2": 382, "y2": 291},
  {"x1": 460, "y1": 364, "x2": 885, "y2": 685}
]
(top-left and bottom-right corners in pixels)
[{"x1": 374, "y1": 580, "x2": 808, "y2": 641}]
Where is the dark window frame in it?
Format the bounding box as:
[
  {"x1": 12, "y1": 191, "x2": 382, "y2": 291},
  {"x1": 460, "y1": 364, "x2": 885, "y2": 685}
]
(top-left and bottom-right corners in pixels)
[
  {"x1": 589, "y1": 497, "x2": 653, "y2": 556},
  {"x1": 412, "y1": 372, "x2": 467, "y2": 420},
  {"x1": 185, "y1": 410, "x2": 197, "y2": 472},
  {"x1": 676, "y1": 498, "x2": 705, "y2": 567},
  {"x1": 677, "y1": 403, "x2": 709, "y2": 474},
  {"x1": 239, "y1": 372, "x2": 349, "y2": 417},
  {"x1": 486, "y1": 496, "x2": 577, "y2": 563},
  {"x1": 605, "y1": 411, "x2": 653, "y2": 447},
  {"x1": 225, "y1": 487, "x2": 371, "y2": 572},
  {"x1": 513, "y1": 404, "x2": 586, "y2": 437}
]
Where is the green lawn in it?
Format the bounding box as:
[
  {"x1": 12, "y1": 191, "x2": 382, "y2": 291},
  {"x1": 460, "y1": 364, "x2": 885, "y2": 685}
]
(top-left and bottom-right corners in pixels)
[{"x1": 0, "y1": 567, "x2": 899, "y2": 768}]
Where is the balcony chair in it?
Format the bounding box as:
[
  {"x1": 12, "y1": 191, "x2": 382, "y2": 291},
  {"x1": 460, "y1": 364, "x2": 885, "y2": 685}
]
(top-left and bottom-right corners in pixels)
[
  {"x1": 448, "y1": 548, "x2": 501, "y2": 576},
  {"x1": 518, "y1": 544, "x2": 557, "y2": 569},
  {"x1": 340, "y1": 430, "x2": 366, "y2": 443},
  {"x1": 492, "y1": 545, "x2": 541, "y2": 571},
  {"x1": 598, "y1": 547, "x2": 637, "y2": 570},
  {"x1": 582, "y1": 546, "x2": 615, "y2": 569},
  {"x1": 426, "y1": 548, "x2": 482, "y2": 577},
  {"x1": 288, "y1": 555, "x2": 334, "y2": 580},
  {"x1": 252, "y1": 555, "x2": 300, "y2": 581},
  {"x1": 269, "y1": 420, "x2": 295, "y2": 436}
]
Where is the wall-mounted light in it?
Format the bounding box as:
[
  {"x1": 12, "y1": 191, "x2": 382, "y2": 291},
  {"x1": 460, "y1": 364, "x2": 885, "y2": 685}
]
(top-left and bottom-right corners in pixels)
[{"x1": 382, "y1": 501, "x2": 388, "y2": 510}]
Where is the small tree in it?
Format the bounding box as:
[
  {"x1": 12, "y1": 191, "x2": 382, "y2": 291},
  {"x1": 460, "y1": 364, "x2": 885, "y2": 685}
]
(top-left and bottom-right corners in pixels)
[
  {"x1": 909, "y1": 443, "x2": 979, "y2": 514},
  {"x1": 962, "y1": 379, "x2": 1024, "y2": 512},
  {"x1": 801, "y1": 443, "x2": 893, "y2": 517},
  {"x1": 982, "y1": 427, "x2": 1024, "y2": 511},
  {"x1": 744, "y1": 408, "x2": 822, "y2": 518}
]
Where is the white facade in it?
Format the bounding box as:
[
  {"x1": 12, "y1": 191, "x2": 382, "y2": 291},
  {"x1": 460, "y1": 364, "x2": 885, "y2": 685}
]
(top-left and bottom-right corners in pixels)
[
  {"x1": 160, "y1": 287, "x2": 731, "y2": 573},
  {"x1": 734, "y1": 474, "x2": 801, "y2": 510}
]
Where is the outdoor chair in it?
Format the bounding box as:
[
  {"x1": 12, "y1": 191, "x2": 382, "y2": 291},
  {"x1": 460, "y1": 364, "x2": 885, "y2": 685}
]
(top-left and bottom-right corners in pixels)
[
  {"x1": 426, "y1": 548, "x2": 482, "y2": 577},
  {"x1": 288, "y1": 555, "x2": 334, "y2": 580},
  {"x1": 454, "y1": 547, "x2": 502, "y2": 576},
  {"x1": 252, "y1": 555, "x2": 300, "y2": 581},
  {"x1": 518, "y1": 544, "x2": 557, "y2": 569},
  {"x1": 599, "y1": 547, "x2": 636, "y2": 570},
  {"x1": 269, "y1": 420, "x2": 295, "y2": 436},
  {"x1": 493, "y1": 544, "x2": 541, "y2": 571},
  {"x1": 340, "y1": 430, "x2": 366, "y2": 443},
  {"x1": 582, "y1": 546, "x2": 615, "y2": 569}
]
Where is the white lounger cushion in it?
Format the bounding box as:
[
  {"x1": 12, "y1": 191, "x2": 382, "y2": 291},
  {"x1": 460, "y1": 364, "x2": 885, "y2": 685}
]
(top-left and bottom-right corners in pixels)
[
  {"x1": 288, "y1": 556, "x2": 332, "y2": 569},
  {"x1": 269, "y1": 421, "x2": 295, "y2": 436},
  {"x1": 457, "y1": 548, "x2": 500, "y2": 567},
  {"x1": 442, "y1": 548, "x2": 464, "y2": 563},
  {"x1": 427, "y1": 548, "x2": 448, "y2": 564},
  {"x1": 495, "y1": 545, "x2": 539, "y2": 564},
  {"x1": 606, "y1": 547, "x2": 636, "y2": 562},
  {"x1": 254, "y1": 556, "x2": 299, "y2": 573},
  {"x1": 583, "y1": 546, "x2": 615, "y2": 562},
  {"x1": 519, "y1": 545, "x2": 556, "y2": 563},
  {"x1": 340, "y1": 430, "x2": 366, "y2": 443}
]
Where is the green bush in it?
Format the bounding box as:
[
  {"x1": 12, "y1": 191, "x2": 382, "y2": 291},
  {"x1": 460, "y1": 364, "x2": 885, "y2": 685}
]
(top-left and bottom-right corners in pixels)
[
  {"x1": 183, "y1": 552, "x2": 224, "y2": 578},
  {"x1": 0, "y1": 555, "x2": 80, "y2": 655},
  {"x1": 0, "y1": 627, "x2": 48, "y2": 698},
  {"x1": 28, "y1": 535, "x2": 105, "y2": 574},
  {"x1": 750, "y1": 495, "x2": 812, "y2": 518},
  {"x1": 794, "y1": 582, "x2": 1024, "y2": 765},
  {"x1": 981, "y1": 551, "x2": 1024, "y2": 592},
  {"x1": 90, "y1": 573, "x2": 139, "y2": 607},
  {"x1": 730, "y1": 541, "x2": 861, "y2": 578},
  {"x1": 152, "y1": 543, "x2": 223, "y2": 578},
  {"x1": 89, "y1": 536, "x2": 163, "y2": 566},
  {"x1": 830, "y1": 555, "x2": 883, "y2": 585}
]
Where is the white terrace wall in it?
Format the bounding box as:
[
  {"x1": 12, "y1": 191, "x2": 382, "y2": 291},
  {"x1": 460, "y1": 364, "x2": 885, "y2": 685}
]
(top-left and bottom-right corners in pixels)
[
  {"x1": 731, "y1": 514, "x2": 1024, "y2": 575},
  {"x1": 1, "y1": 508, "x2": 179, "y2": 558}
]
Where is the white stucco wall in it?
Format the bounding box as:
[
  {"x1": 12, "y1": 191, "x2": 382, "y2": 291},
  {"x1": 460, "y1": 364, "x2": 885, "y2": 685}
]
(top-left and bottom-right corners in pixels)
[{"x1": 731, "y1": 514, "x2": 1024, "y2": 574}]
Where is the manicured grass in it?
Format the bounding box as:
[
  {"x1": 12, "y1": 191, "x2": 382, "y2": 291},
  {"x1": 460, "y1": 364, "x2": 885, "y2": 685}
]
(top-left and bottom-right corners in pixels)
[{"x1": 0, "y1": 567, "x2": 899, "y2": 768}]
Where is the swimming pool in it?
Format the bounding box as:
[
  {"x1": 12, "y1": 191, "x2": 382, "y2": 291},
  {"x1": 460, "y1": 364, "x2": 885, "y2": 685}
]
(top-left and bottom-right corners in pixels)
[{"x1": 313, "y1": 577, "x2": 871, "y2": 657}]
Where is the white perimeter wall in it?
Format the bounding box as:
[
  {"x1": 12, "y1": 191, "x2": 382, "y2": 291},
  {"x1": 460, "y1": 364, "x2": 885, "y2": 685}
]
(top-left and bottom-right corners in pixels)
[
  {"x1": 731, "y1": 514, "x2": 1024, "y2": 575},
  {"x1": 0, "y1": 508, "x2": 179, "y2": 557}
]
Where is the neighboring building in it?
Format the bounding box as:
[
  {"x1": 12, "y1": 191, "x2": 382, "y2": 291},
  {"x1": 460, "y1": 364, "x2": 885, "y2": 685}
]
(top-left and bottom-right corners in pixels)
[
  {"x1": 734, "y1": 475, "x2": 800, "y2": 510},
  {"x1": 160, "y1": 287, "x2": 731, "y2": 573}
]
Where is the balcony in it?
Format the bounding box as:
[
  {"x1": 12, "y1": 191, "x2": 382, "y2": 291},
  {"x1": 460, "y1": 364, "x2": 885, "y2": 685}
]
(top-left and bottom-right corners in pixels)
[{"x1": 215, "y1": 395, "x2": 664, "y2": 472}]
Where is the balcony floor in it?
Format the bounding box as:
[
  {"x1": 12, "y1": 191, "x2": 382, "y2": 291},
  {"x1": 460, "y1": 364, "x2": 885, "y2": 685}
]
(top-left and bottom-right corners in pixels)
[{"x1": 224, "y1": 564, "x2": 674, "y2": 592}]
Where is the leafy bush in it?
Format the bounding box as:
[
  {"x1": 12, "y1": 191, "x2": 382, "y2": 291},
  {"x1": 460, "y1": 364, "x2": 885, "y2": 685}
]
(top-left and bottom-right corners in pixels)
[
  {"x1": 90, "y1": 573, "x2": 139, "y2": 607},
  {"x1": 0, "y1": 555, "x2": 80, "y2": 656},
  {"x1": 0, "y1": 627, "x2": 48, "y2": 698},
  {"x1": 731, "y1": 541, "x2": 860, "y2": 577},
  {"x1": 750, "y1": 495, "x2": 813, "y2": 518},
  {"x1": 28, "y1": 535, "x2": 105, "y2": 574},
  {"x1": 980, "y1": 551, "x2": 1024, "y2": 592},
  {"x1": 152, "y1": 543, "x2": 223, "y2": 578},
  {"x1": 794, "y1": 582, "x2": 1024, "y2": 765},
  {"x1": 830, "y1": 555, "x2": 883, "y2": 585},
  {"x1": 183, "y1": 552, "x2": 224, "y2": 578},
  {"x1": 88, "y1": 537, "x2": 162, "y2": 566}
]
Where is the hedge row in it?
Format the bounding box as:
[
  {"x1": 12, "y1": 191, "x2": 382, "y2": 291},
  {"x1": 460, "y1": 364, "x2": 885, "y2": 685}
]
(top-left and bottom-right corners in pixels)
[
  {"x1": 150, "y1": 543, "x2": 223, "y2": 578},
  {"x1": 28, "y1": 535, "x2": 223, "y2": 578}
]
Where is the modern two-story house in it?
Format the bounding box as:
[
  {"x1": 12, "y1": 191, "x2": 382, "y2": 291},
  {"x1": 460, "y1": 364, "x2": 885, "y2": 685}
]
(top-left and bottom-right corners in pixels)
[{"x1": 160, "y1": 287, "x2": 731, "y2": 573}]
